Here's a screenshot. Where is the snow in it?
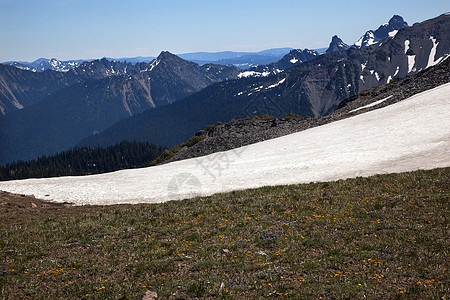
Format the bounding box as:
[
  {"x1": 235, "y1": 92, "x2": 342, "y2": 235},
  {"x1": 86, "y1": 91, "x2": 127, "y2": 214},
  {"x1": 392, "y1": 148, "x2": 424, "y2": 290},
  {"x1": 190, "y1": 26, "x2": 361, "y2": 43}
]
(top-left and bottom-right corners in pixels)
[
  {"x1": 238, "y1": 71, "x2": 256, "y2": 78},
  {"x1": 361, "y1": 62, "x2": 367, "y2": 71},
  {"x1": 290, "y1": 58, "x2": 299, "y2": 64},
  {"x1": 388, "y1": 30, "x2": 398, "y2": 37},
  {"x1": 349, "y1": 95, "x2": 393, "y2": 113},
  {"x1": 1, "y1": 83, "x2": 450, "y2": 205},
  {"x1": 404, "y1": 40, "x2": 410, "y2": 54},
  {"x1": 359, "y1": 75, "x2": 365, "y2": 83},
  {"x1": 238, "y1": 71, "x2": 270, "y2": 78},
  {"x1": 374, "y1": 72, "x2": 380, "y2": 81},
  {"x1": 425, "y1": 36, "x2": 448, "y2": 69},
  {"x1": 266, "y1": 78, "x2": 286, "y2": 89},
  {"x1": 148, "y1": 59, "x2": 160, "y2": 72},
  {"x1": 394, "y1": 66, "x2": 400, "y2": 77},
  {"x1": 387, "y1": 76, "x2": 393, "y2": 84},
  {"x1": 407, "y1": 55, "x2": 416, "y2": 73},
  {"x1": 427, "y1": 36, "x2": 439, "y2": 68}
]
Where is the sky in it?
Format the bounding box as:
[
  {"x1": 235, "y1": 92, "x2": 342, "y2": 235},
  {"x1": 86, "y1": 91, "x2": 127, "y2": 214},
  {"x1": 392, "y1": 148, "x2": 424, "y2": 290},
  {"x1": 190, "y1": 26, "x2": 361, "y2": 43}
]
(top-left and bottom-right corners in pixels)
[{"x1": 1, "y1": 0, "x2": 449, "y2": 62}]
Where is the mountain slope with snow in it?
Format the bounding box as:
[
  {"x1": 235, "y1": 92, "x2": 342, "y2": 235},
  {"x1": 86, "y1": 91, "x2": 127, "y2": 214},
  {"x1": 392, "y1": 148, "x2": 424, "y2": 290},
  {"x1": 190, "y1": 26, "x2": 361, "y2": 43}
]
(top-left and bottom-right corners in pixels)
[
  {"x1": 1, "y1": 82, "x2": 449, "y2": 205},
  {"x1": 354, "y1": 15, "x2": 409, "y2": 48}
]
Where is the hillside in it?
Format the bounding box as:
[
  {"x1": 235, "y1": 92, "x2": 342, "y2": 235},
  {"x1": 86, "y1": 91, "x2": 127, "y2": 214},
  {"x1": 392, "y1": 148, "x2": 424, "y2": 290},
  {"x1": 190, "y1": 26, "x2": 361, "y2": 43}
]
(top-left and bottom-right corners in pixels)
[
  {"x1": 1, "y1": 79, "x2": 449, "y2": 205},
  {"x1": 0, "y1": 167, "x2": 448, "y2": 299}
]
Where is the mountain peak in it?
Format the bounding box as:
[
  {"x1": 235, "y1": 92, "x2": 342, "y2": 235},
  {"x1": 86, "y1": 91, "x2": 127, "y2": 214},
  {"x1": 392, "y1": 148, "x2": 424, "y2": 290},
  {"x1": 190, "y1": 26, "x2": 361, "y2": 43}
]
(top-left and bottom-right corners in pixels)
[
  {"x1": 157, "y1": 51, "x2": 180, "y2": 60},
  {"x1": 354, "y1": 15, "x2": 409, "y2": 48},
  {"x1": 388, "y1": 15, "x2": 407, "y2": 27},
  {"x1": 326, "y1": 35, "x2": 349, "y2": 53}
]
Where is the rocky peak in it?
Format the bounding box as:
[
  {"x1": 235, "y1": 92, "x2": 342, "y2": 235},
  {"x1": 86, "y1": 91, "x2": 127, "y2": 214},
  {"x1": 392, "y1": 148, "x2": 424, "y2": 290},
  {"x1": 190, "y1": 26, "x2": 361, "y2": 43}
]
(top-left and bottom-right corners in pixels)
[
  {"x1": 326, "y1": 35, "x2": 349, "y2": 53},
  {"x1": 354, "y1": 15, "x2": 409, "y2": 48}
]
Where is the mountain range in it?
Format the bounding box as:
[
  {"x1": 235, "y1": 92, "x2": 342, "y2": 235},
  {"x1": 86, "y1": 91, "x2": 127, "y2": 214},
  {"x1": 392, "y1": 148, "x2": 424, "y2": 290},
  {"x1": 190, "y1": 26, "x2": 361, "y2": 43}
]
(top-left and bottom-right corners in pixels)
[
  {"x1": 0, "y1": 52, "x2": 237, "y2": 163},
  {"x1": 1, "y1": 48, "x2": 296, "y2": 74},
  {"x1": 77, "y1": 13, "x2": 450, "y2": 150},
  {"x1": 0, "y1": 13, "x2": 449, "y2": 165}
]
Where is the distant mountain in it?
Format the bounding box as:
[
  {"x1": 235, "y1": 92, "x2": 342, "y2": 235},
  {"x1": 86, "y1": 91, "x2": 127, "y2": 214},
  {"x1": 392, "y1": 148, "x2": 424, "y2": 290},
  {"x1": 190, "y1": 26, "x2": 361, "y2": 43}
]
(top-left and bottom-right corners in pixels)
[
  {"x1": 4, "y1": 58, "x2": 88, "y2": 73},
  {"x1": 0, "y1": 59, "x2": 142, "y2": 115},
  {"x1": 354, "y1": 15, "x2": 409, "y2": 48},
  {"x1": 77, "y1": 13, "x2": 450, "y2": 151},
  {"x1": 326, "y1": 35, "x2": 349, "y2": 53},
  {"x1": 0, "y1": 52, "x2": 238, "y2": 164},
  {"x1": 104, "y1": 56, "x2": 156, "y2": 64},
  {"x1": 237, "y1": 49, "x2": 319, "y2": 78},
  {"x1": 0, "y1": 64, "x2": 85, "y2": 115}
]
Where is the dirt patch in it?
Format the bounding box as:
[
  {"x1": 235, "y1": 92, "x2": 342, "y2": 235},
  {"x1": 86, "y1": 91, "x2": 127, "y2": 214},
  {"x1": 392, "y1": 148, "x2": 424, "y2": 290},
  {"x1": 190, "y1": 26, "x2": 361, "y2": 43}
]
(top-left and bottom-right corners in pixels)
[{"x1": 0, "y1": 190, "x2": 124, "y2": 226}]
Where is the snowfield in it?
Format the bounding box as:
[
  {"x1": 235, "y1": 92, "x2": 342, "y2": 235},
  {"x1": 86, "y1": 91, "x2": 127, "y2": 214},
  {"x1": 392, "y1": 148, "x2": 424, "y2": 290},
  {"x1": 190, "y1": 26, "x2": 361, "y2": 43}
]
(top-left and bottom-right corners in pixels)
[{"x1": 1, "y1": 83, "x2": 450, "y2": 205}]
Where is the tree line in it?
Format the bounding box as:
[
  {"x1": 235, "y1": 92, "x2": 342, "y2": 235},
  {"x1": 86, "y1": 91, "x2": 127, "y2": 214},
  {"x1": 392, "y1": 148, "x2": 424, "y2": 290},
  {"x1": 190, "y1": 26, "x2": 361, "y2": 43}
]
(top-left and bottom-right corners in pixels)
[{"x1": 0, "y1": 141, "x2": 164, "y2": 181}]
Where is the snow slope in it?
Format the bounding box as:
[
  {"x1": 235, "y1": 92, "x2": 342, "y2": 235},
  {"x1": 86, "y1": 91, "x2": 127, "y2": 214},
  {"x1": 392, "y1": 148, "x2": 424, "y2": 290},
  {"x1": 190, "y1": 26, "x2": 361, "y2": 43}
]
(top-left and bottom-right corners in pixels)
[{"x1": 1, "y1": 83, "x2": 450, "y2": 205}]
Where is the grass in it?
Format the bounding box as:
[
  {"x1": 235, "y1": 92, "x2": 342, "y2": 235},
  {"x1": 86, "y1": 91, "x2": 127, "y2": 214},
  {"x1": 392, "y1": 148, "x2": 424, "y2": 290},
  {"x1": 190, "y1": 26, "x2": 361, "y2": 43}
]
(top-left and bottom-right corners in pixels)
[{"x1": 0, "y1": 167, "x2": 448, "y2": 299}]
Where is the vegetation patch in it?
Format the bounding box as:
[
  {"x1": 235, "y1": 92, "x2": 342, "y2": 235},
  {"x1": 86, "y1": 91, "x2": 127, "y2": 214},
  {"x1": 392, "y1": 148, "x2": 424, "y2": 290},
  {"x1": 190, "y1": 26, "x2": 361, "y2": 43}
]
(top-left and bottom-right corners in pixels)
[
  {"x1": 148, "y1": 135, "x2": 206, "y2": 166},
  {"x1": 0, "y1": 167, "x2": 448, "y2": 299}
]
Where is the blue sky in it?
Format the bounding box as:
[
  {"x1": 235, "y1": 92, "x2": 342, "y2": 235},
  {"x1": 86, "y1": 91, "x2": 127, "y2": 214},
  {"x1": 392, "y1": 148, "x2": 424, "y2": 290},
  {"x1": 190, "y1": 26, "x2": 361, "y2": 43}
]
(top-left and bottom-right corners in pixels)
[{"x1": 0, "y1": 0, "x2": 449, "y2": 62}]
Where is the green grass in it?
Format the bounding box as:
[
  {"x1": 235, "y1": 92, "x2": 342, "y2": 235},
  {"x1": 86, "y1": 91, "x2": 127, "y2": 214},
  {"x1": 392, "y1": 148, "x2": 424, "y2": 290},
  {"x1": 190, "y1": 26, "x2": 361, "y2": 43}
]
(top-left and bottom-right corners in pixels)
[{"x1": 1, "y1": 168, "x2": 449, "y2": 299}]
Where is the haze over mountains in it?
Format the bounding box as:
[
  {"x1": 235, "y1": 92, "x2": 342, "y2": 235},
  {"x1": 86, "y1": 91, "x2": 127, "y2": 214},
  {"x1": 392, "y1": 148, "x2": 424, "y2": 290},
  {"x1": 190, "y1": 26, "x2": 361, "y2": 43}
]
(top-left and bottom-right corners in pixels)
[
  {"x1": 2, "y1": 48, "x2": 297, "y2": 74},
  {"x1": 0, "y1": 13, "x2": 449, "y2": 165}
]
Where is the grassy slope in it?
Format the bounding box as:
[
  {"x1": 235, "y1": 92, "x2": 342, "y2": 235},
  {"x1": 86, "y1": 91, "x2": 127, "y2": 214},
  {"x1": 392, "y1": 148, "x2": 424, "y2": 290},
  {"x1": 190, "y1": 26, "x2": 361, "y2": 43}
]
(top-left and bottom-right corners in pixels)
[{"x1": 0, "y1": 168, "x2": 448, "y2": 299}]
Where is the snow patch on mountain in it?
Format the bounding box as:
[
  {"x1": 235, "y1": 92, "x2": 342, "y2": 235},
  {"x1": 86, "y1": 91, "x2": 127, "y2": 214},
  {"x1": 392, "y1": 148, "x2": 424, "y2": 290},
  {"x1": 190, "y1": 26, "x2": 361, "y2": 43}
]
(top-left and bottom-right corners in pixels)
[
  {"x1": 404, "y1": 40, "x2": 410, "y2": 54},
  {"x1": 425, "y1": 36, "x2": 449, "y2": 69},
  {"x1": 266, "y1": 78, "x2": 286, "y2": 89},
  {"x1": 388, "y1": 30, "x2": 399, "y2": 37},
  {"x1": 407, "y1": 55, "x2": 416, "y2": 73},
  {"x1": 238, "y1": 71, "x2": 270, "y2": 78},
  {"x1": 349, "y1": 95, "x2": 393, "y2": 113}
]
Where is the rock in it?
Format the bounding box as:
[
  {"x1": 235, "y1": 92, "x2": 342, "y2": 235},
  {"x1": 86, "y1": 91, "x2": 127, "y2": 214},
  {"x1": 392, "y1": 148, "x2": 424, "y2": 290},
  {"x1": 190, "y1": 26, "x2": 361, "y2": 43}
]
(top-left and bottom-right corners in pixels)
[
  {"x1": 31, "y1": 202, "x2": 37, "y2": 208},
  {"x1": 142, "y1": 290, "x2": 158, "y2": 300}
]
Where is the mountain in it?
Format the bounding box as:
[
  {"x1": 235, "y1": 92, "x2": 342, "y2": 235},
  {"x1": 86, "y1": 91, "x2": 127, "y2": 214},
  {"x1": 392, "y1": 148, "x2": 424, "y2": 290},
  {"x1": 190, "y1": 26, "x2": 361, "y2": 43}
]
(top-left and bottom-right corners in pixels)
[
  {"x1": 156, "y1": 54, "x2": 450, "y2": 164},
  {"x1": 4, "y1": 58, "x2": 87, "y2": 72},
  {"x1": 78, "y1": 13, "x2": 450, "y2": 151},
  {"x1": 326, "y1": 35, "x2": 350, "y2": 53},
  {"x1": 237, "y1": 49, "x2": 319, "y2": 78},
  {"x1": 104, "y1": 56, "x2": 156, "y2": 64},
  {"x1": 0, "y1": 52, "x2": 238, "y2": 164},
  {"x1": 354, "y1": 15, "x2": 409, "y2": 48},
  {"x1": 0, "y1": 64, "x2": 84, "y2": 115},
  {"x1": 177, "y1": 48, "x2": 293, "y2": 66},
  {"x1": 0, "y1": 58, "x2": 143, "y2": 115}
]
